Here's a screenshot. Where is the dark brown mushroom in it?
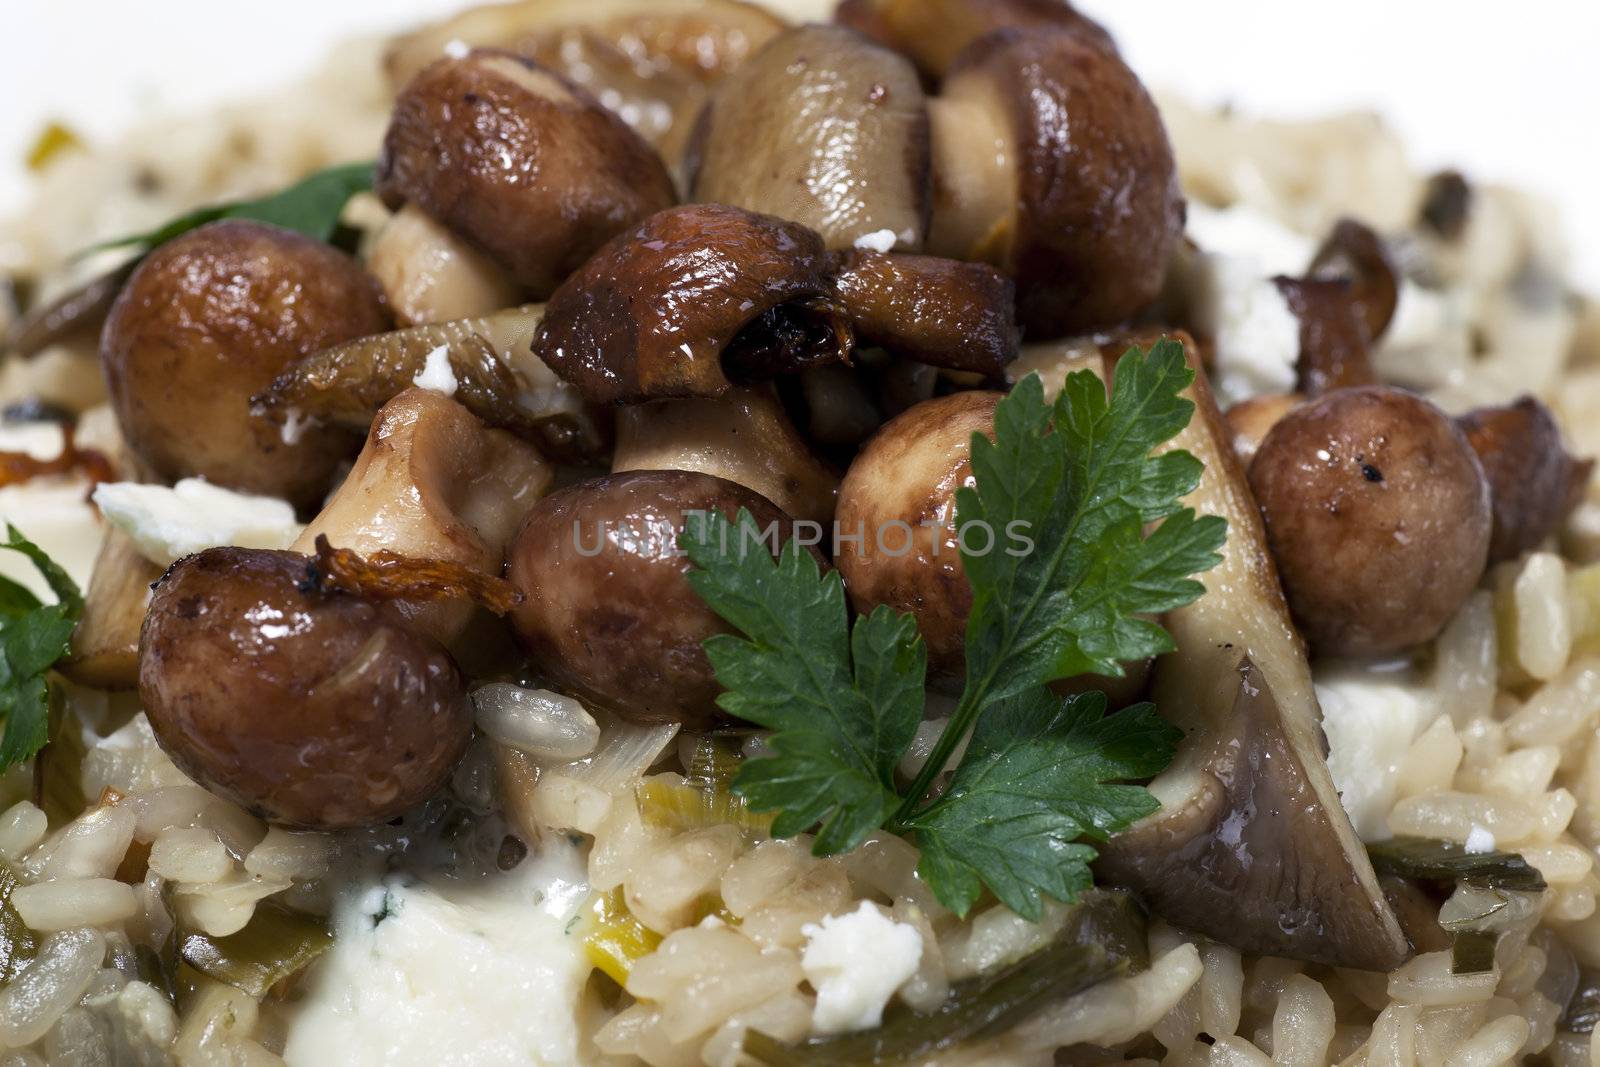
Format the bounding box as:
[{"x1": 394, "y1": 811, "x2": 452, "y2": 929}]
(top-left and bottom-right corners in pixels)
[
  {"x1": 531, "y1": 204, "x2": 849, "y2": 404},
  {"x1": 1306, "y1": 218, "x2": 1400, "y2": 344},
  {"x1": 505, "y1": 469, "x2": 801, "y2": 726},
  {"x1": 140, "y1": 547, "x2": 473, "y2": 829},
  {"x1": 376, "y1": 49, "x2": 676, "y2": 298},
  {"x1": 1273, "y1": 277, "x2": 1377, "y2": 397},
  {"x1": 1249, "y1": 386, "x2": 1492, "y2": 658},
  {"x1": 1093, "y1": 337, "x2": 1411, "y2": 971},
  {"x1": 1458, "y1": 396, "x2": 1594, "y2": 564},
  {"x1": 829, "y1": 251, "x2": 1019, "y2": 375},
  {"x1": 687, "y1": 24, "x2": 930, "y2": 252},
  {"x1": 927, "y1": 29, "x2": 1183, "y2": 338},
  {"x1": 100, "y1": 219, "x2": 388, "y2": 507},
  {"x1": 834, "y1": 0, "x2": 1115, "y2": 79}
]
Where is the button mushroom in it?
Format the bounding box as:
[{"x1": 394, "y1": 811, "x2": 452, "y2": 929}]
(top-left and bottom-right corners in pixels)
[
  {"x1": 687, "y1": 24, "x2": 930, "y2": 252},
  {"x1": 834, "y1": 0, "x2": 1115, "y2": 80},
  {"x1": 1223, "y1": 391, "x2": 1303, "y2": 466},
  {"x1": 1093, "y1": 338, "x2": 1411, "y2": 971},
  {"x1": 366, "y1": 203, "x2": 522, "y2": 327},
  {"x1": 611, "y1": 385, "x2": 839, "y2": 525},
  {"x1": 295, "y1": 387, "x2": 552, "y2": 649},
  {"x1": 505, "y1": 469, "x2": 800, "y2": 726},
  {"x1": 531, "y1": 204, "x2": 848, "y2": 404},
  {"x1": 926, "y1": 28, "x2": 1184, "y2": 337},
  {"x1": 1273, "y1": 277, "x2": 1378, "y2": 397},
  {"x1": 377, "y1": 49, "x2": 677, "y2": 298},
  {"x1": 139, "y1": 547, "x2": 473, "y2": 829},
  {"x1": 1248, "y1": 386, "x2": 1492, "y2": 659},
  {"x1": 100, "y1": 219, "x2": 389, "y2": 506},
  {"x1": 1458, "y1": 396, "x2": 1593, "y2": 564}
]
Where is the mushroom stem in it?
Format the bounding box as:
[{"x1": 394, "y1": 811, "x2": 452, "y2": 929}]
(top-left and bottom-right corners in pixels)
[{"x1": 924, "y1": 94, "x2": 1012, "y2": 264}]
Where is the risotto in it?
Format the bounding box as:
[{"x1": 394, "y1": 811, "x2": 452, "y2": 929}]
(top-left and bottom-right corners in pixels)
[{"x1": 1, "y1": 2, "x2": 1599, "y2": 1066}]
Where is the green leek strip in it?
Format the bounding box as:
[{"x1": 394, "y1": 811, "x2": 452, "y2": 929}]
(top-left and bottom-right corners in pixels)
[
  {"x1": 580, "y1": 887, "x2": 661, "y2": 986},
  {"x1": 0, "y1": 863, "x2": 38, "y2": 985},
  {"x1": 636, "y1": 776, "x2": 775, "y2": 834},
  {"x1": 178, "y1": 899, "x2": 333, "y2": 999},
  {"x1": 743, "y1": 889, "x2": 1146, "y2": 1067}
]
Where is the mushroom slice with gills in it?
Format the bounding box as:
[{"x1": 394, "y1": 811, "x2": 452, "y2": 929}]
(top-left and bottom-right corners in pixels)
[
  {"x1": 611, "y1": 385, "x2": 839, "y2": 525},
  {"x1": 926, "y1": 29, "x2": 1184, "y2": 338},
  {"x1": 252, "y1": 304, "x2": 606, "y2": 463},
  {"x1": 1080, "y1": 336, "x2": 1411, "y2": 971},
  {"x1": 366, "y1": 204, "x2": 523, "y2": 328},
  {"x1": 382, "y1": 0, "x2": 787, "y2": 165},
  {"x1": 829, "y1": 251, "x2": 1019, "y2": 376},
  {"x1": 377, "y1": 49, "x2": 677, "y2": 298},
  {"x1": 687, "y1": 24, "x2": 930, "y2": 252},
  {"x1": 1458, "y1": 395, "x2": 1594, "y2": 564},
  {"x1": 294, "y1": 387, "x2": 552, "y2": 651},
  {"x1": 1306, "y1": 218, "x2": 1400, "y2": 345},
  {"x1": 834, "y1": 0, "x2": 1116, "y2": 80},
  {"x1": 532, "y1": 204, "x2": 851, "y2": 405},
  {"x1": 505, "y1": 469, "x2": 804, "y2": 727}
]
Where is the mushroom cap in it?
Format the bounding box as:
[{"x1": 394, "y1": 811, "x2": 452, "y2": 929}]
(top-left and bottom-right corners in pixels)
[
  {"x1": 506, "y1": 469, "x2": 799, "y2": 726},
  {"x1": 688, "y1": 23, "x2": 930, "y2": 252},
  {"x1": 139, "y1": 547, "x2": 472, "y2": 829},
  {"x1": 1249, "y1": 386, "x2": 1492, "y2": 658},
  {"x1": 1307, "y1": 218, "x2": 1400, "y2": 344},
  {"x1": 377, "y1": 49, "x2": 676, "y2": 297},
  {"x1": 835, "y1": 0, "x2": 1115, "y2": 79},
  {"x1": 940, "y1": 28, "x2": 1183, "y2": 337},
  {"x1": 835, "y1": 390, "x2": 1002, "y2": 674},
  {"x1": 830, "y1": 251, "x2": 1019, "y2": 375},
  {"x1": 532, "y1": 203, "x2": 845, "y2": 404},
  {"x1": 1459, "y1": 396, "x2": 1592, "y2": 564},
  {"x1": 101, "y1": 219, "x2": 387, "y2": 506}
]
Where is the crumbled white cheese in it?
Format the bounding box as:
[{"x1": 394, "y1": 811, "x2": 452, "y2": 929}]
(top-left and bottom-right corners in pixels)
[
  {"x1": 1465, "y1": 824, "x2": 1497, "y2": 854},
  {"x1": 1316, "y1": 669, "x2": 1440, "y2": 842},
  {"x1": 0, "y1": 421, "x2": 66, "y2": 461},
  {"x1": 412, "y1": 345, "x2": 458, "y2": 397},
  {"x1": 283, "y1": 839, "x2": 594, "y2": 1067},
  {"x1": 800, "y1": 902, "x2": 923, "y2": 1035},
  {"x1": 280, "y1": 407, "x2": 311, "y2": 446},
  {"x1": 92, "y1": 478, "x2": 303, "y2": 567},
  {"x1": 1185, "y1": 202, "x2": 1315, "y2": 277},
  {"x1": 1189, "y1": 256, "x2": 1302, "y2": 406},
  {"x1": 852, "y1": 228, "x2": 899, "y2": 254}
]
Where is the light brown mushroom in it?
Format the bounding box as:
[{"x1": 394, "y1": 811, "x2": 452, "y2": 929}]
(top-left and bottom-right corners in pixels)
[
  {"x1": 100, "y1": 219, "x2": 389, "y2": 506},
  {"x1": 366, "y1": 203, "x2": 523, "y2": 327},
  {"x1": 60, "y1": 526, "x2": 163, "y2": 691},
  {"x1": 925, "y1": 29, "x2": 1184, "y2": 338},
  {"x1": 294, "y1": 388, "x2": 552, "y2": 650},
  {"x1": 1091, "y1": 337, "x2": 1412, "y2": 971},
  {"x1": 1307, "y1": 218, "x2": 1400, "y2": 345},
  {"x1": 611, "y1": 385, "x2": 839, "y2": 524},
  {"x1": 377, "y1": 49, "x2": 677, "y2": 298},
  {"x1": 1458, "y1": 396, "x2": 1593, "y2": 564},
  {"x1": 687, "y1": 24, "x2": 930, "y2": 252},
  {"x1": 834, "y1": 0, "x2": 1115, "y2": 79},
  {"x1": 1224, "y1": 392, "x2": 1303, "y2": 466},
  {"x1": 532, "y1": 204, "x2": 849, "y2": 404}
]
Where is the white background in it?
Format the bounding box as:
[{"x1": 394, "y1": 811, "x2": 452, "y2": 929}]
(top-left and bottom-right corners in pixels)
[{"x1": 2, "y1": 0, "x2": 1597, "y2": 290}]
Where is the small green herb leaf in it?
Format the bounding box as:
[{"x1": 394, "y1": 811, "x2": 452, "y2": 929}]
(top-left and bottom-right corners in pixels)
[
  {"x1": 682, "y1": 511, "x2": 925, "y2": 852},
  {"x1": 903, "y1": 690, "x2": 1180, "y2": 919},
  {"x1": 87, "y1": 161, "x2": 374, "y2": 256},
  {"x1": 0, "y1": 526, "x2": 83, "y2": 775}
]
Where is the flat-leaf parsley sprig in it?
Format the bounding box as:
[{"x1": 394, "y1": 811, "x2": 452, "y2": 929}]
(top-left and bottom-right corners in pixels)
[
  {"x1": 679, "y1": 339, "x2": 1228, "y2": 918},
  {"x1": 0, "y1": 526, "x2": 84, "y2": 773}
]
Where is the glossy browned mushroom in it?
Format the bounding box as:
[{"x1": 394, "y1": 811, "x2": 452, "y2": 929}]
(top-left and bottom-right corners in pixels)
[
  {"x1": 505, "y1": 469, "x2": 800, "y2": 726},
  {"x1": 1249, "y1": 386, "x2": 1492, "y2": 658},
  {"x1": 688, "y1": 24, "x2": 930, "y2": 252},
  {"x1": 1273, "y1": 277, "x2": 1378, "y2": 397},
  {"x1": 834, "y1": 0, "x2": 1115, "y2": 79},
  {"x1": 100, "y1": 219, "x2": 388, "y2": 506},
  {"x1": 1458, "y1": 396, "x2": 1594, "y2": 564},
  {"x1": 926, "y1": 29, "x2": 1183, "y2": 337},
  {"x1": 829, "y1": 251, "x2": 1019, "y2": 375},
  {"x1": 377, "y1": 49, "x2": 676, "y2": 298},
  {"x1": 532, "y1": 204, "x2": 849, "y2": 404},
  {"x1": 1306, "y1": 218, "x2": 1400, "y2": 344},
  {"x1": 140, "y1": 547, "x2": 472, "y2": 829}
]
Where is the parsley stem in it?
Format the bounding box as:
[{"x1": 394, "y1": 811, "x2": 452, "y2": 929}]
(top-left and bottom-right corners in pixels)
[{"x1": 894, "y1": 682, "x2": 987, "y2": 822}]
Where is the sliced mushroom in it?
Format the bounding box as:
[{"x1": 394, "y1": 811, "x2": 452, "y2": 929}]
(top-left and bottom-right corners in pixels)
[
  {"x1": 834, "y1": 0, "x2": 1115, "y2": 80},
  {"x1": 60, "y1": 526, "x2": 163, "y2": 690},
  {"x1": 687, "y1": 24, "x2": 930, "y2": 252},
  {"x1": 830, "y1": 251, "x2": 1019, "y2": 375},
  {"x1": 1458, "y1": 396, "x2": 1594, "y2": 564},
  {"x1": 532, "y1": 204, "x2": 849, "y2": 404},
  {"x1": 8, "y1": 260, "x2": 136, "y2": 359},
  {"x1": 366, "y1": 203, "x2": 523, "y2": 327},
  {"x1": 1307, "y1": 218, "x2": 1400, "y2": 344},
  {"x1": 1274, "y1": 277, "x2": 1377, "y2": 397},
  {"x1": 294, "y1": 388, "x2": 552, "y2": 648},
  {"x1": 377, "y1": 49, "x2": 677, "y2": 297},
  {"x1": 1085, "y1": 336, "x2": 1410, "y2": 971},
  {"x1": 927, "y1": 29, "x2": 1183, "y2": 338},
  {"x1": 611, "y1": 385, "x2": 839, "y2": 524}
]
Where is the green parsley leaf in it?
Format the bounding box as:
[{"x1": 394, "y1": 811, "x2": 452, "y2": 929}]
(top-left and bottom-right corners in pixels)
[
  {"x1": 903, "y1": 689, "x2": 1181, "y2": 919},
  {"x1": 682, "y1": 511, "x2": 925, "y2": 853},
  {"x1": 0, "y1": 525, "x2": 83, "y2": 774},
  {"x1": 86, "y1": 161, "x2": 374, "y2": 256}
]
